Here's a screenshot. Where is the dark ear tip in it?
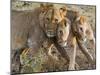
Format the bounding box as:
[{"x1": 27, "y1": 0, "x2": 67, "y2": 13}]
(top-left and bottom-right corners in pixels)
[
  {"x1": 60, "y1": 6, "x2": 67, "y2": 11},
  {"x1": 46, "y1": 3, "x2": 54, "y2": 8},
  {"x1": 40, "y1": 3, "x2": 44, "y2": 7},
  {"x1": 49, "y1": 4, "x2": 53, "y2": 7},
  {"x1": 60, "y1": 8, "x2": 63, "y2": 10}
]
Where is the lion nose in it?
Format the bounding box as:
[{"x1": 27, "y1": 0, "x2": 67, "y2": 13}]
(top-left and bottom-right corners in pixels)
[
  {"x1": 52, "y1": 19, "x2": 58, "y2": 23},
  {"x1": 58, "y1": 40, "x2": 67, "y2": 47},
  {"x1": 58, "y1": 40, "x2": 62, "y2": 44},
  {"x1": 52, "y1": 20, "x2": 56, "y2": 24}
]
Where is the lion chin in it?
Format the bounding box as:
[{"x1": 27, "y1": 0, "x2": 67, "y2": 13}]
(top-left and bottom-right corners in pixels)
[
  {"x1": 59, "y1": 42, "x2": 67, "y2": 47},
  {"x1": 47, "y1": 34, "x2": 55, "y2": 37}
]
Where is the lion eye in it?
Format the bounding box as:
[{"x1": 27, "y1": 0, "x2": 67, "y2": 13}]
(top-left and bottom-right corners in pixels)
[
  {"x1": 79, "y1": 27, "x2": 83, "y2": 32},
  {"x1": 46, "y1": 18, "x2": 50, "y2": 21},
  {"x1": 59, "y1": 30, "x2": 63, "y2": 35},
  {"x1": 55, "y1": 19, "x2": 58, "y2": 22}
]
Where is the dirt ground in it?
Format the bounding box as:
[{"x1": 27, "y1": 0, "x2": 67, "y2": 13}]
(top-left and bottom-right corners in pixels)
[{"x1": 11, "y1": 1, "x2": 96, "y2": 74}]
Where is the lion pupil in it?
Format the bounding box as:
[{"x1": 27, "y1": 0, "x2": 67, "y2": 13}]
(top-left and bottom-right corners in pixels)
[
  {"x1": 55, "y1": 19, "x2": 58, "y2": 22},
  {"x1": 46, "y1": 17, "x2": 50, "y2": 21},
  {"x1": 59, "y1": 30, "x2": 63, "y2": 35},
  {"x1": 80, "y1": 27, "x2": 83, "y2": 32}
]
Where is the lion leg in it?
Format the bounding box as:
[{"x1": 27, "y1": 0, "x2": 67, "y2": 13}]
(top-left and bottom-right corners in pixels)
[
  {"x1": 42, "y1": 39, "x2": 54, "y2": 58},
  {"x1": 48, "y1": 44, "x2": 54, "y2": 56},
  {"x1": 75, "y1": 62, "x2": 80, "y2": 70},
  {"x1": 89, "y1": 36, "x2": 95, "y2": 50},
  {"x1": 68, "y1": 37, "x2": 77, "y2": 70},
  {"x1": 86, "y1": 27, "x2": 95, "y2": 50},
  {"x1": 11, "y1": 49, "x2": 23, "y2": 74},
  {"x1": 48, "y1": 44, "x2": 64, "y2": 61},
  {"x1": 76, "y1": 37, "x2": 94, "y2": 64}
]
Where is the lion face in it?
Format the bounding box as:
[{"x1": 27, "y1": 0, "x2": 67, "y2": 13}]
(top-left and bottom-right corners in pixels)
[
  {"x1": 73, "y1": 16, "x2": 87, "y2": 41},
  {"x1": 43, "y1": 8, "x2": 60, "y2": 37},
  {"x1": 44, "y1": 8, "x2": 67, "y2": 37},
  {"x1": 57, "y1": 18, "x2": 70, "y2": 47}
]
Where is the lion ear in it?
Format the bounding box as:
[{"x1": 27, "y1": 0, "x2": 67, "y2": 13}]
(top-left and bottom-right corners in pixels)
[
  {"x1": 40, "y1": 3, "x2": 47, "y2": 13},
  {"x1": 46, "y1": 3, "x2": 54, "y2": 8},
  {"x1": 40, "y1": 3, "x2": 46, "y2": 8},
  {"x1": 40, "y1": 3, "x2": 54, "y2": 12},
  {"x1": 79, "y1": 16, "x2": 86, "y2": 24},
  {"x1": 59, "y1": 6, "x2": 67, "y2": 18}
]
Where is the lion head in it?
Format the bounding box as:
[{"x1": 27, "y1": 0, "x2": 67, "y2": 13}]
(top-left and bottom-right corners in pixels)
[
  {"x1": 39, "y1": 4, "x2": 67, "y2": 37},
  {"x1": 73, "y1": 16, "x2": 88, "y2": 41},
  {"x1": 56, "y1": 18, "x2": 70, "y2": 47}
]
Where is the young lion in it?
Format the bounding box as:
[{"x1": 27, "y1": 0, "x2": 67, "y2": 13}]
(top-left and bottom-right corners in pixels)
[
  {"x1": 73, "y1": 16, "x2": 95, "y2": 48},
  {"x1": 68, "y1": 15, "x2": 95, "y2": 70}
]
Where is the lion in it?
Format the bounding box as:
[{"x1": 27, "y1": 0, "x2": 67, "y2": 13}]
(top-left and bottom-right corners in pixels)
[
  {"x1": 56, "y1": 18, "x2": 70, "y2": 47},
  {"x1": 74, "y1": 15, "x2": 95, "y2": 69},
  {"x1": 73, "y1": 16, "x2": 95, "y2": 48},
  {"x1": 11, "y1": 4, "x2": 55, "y2": 74},
  {"x1": 11, "y1": 3, "x2": 70, "y2": 74}
]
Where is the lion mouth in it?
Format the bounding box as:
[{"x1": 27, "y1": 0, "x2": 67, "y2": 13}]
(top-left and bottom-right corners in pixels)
[
  {"x1": 57, "y1": 40, "x2": 67, "y2": 47},
  {"x1": 46, "y1": 30, "x2": 56, "y2": 37}
]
